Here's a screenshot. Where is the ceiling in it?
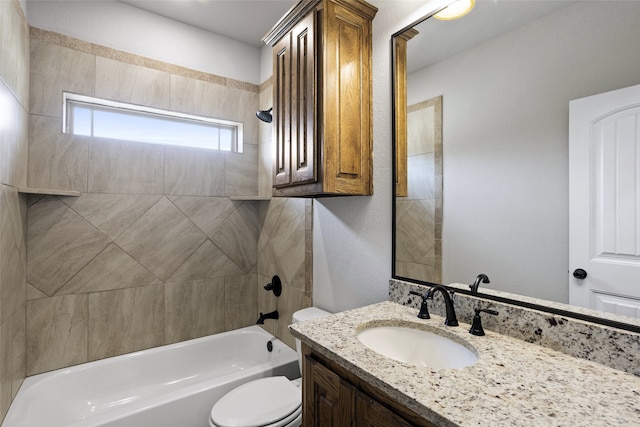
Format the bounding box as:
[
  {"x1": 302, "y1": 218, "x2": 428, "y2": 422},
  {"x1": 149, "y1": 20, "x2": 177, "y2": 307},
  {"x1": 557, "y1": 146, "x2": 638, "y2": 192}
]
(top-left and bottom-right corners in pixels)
[
  {"x1": 118, "y1": 0, "x2": 297, "y2": 47},
  {"x1": 407, "y1": 0, "x2": 575, "y2": 74}
]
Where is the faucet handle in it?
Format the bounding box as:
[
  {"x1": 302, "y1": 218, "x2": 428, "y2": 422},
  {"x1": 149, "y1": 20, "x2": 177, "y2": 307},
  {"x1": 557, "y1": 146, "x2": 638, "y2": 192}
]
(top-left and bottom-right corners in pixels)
[
  {"x1": 409, "y1": 291, "x2": 430, "y2": 319},
  {"x1": 469, "y1": 307, "x2": 499, "y2": 336},
  {"x1": 264, "y1": 275, "x2": 282, "y2": 296}
]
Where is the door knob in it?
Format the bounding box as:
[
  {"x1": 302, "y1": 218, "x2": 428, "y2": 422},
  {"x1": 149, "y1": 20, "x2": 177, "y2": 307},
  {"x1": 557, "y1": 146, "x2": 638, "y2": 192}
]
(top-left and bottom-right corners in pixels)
[{"x1": 572, "y1": 268, "x2": 587, "y2": 280}]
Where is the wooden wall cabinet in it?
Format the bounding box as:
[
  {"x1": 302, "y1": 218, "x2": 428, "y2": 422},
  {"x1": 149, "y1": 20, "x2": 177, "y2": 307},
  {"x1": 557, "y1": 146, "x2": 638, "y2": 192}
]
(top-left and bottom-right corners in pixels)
[
  {"x1": 302, "y1": 346, "x2": 437, "y2": 427},
  {"x1": 264, "y1": 0, "x2": 377, "y2": 197},
  {"x1": 393, "y1": 28, "x2": 418, "y2": 198}
]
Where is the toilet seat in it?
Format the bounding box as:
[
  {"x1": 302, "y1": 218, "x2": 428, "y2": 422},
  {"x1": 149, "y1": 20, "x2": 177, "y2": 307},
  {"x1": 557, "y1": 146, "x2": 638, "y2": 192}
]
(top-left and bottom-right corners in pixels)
[{"x1": 210, "y1": 376, "x2": 302, "y2": 427}]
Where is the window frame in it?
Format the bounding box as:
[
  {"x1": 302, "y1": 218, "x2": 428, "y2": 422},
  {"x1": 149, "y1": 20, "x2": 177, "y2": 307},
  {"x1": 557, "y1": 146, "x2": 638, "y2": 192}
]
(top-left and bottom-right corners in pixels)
[{"x1": 62, "y1": 92, "x2": 244, "y2": 153}]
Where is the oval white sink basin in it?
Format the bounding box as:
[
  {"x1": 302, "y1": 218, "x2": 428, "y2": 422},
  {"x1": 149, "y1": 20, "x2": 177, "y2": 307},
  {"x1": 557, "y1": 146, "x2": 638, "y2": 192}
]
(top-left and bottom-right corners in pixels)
[{"x1": 357, "y1": 325, "x2": 478, "y2": 369}]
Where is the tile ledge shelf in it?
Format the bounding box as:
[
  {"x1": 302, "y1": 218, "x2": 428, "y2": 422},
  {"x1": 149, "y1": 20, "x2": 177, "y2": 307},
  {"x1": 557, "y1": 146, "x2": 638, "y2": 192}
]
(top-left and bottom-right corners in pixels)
[
  {"x1": 17, "y1": 187, "x2": 81, "y2": 197},
  {"x1": 16, "y1": 191, "x2": 272, "y2": 200},
  {"x1": 229, "y1": 196, "x2": 272, "y2": 201}
]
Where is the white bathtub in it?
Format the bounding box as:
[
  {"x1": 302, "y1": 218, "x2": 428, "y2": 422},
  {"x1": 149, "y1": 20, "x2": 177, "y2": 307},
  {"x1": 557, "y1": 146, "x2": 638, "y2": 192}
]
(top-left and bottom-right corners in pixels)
[{"x1": 3, "y1": 326, "x2": 299, "y2": 427}]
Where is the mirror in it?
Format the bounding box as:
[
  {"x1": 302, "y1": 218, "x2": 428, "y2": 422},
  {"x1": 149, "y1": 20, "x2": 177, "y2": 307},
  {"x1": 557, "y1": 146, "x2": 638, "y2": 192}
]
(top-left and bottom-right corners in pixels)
[{"x1": 392, "y1": 0, "x2": 640, "y2": 327}]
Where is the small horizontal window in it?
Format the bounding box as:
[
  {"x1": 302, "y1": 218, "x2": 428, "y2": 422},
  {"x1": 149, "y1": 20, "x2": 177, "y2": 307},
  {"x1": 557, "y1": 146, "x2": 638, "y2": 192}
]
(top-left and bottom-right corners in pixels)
[{"x1": 63, "y1": 92, "x2": 243, "y2": 152}]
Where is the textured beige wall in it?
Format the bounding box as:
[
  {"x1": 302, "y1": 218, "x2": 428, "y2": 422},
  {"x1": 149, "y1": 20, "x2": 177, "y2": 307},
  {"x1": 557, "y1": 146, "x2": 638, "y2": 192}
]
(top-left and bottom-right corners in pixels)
[
  {"x1": 0, "y1": 0, "x2": 29, "y2": 421},
  {"x1": 25, "y1": 29, "x2": 310, "y2": 376}
]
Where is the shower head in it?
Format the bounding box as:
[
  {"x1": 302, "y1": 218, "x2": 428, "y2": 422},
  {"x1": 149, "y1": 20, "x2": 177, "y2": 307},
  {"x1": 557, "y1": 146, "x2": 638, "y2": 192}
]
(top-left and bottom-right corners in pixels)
[{"x1": 256, "y1": 107, "x2": 273, "y2": 123}]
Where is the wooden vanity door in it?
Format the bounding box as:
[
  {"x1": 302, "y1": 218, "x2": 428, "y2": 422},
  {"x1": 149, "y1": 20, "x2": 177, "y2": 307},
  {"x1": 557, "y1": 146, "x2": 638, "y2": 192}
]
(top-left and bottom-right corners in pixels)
[
  {"x1": 303, "y1": 355, "x2": 354, "y2": 427},
  {"x1": 355, "y1": 390, "x2": 414, "y2": 427}
]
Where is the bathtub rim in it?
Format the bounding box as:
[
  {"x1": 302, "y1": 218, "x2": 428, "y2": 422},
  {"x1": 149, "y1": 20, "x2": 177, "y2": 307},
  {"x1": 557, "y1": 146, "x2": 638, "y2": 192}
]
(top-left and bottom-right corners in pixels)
[{"x1": 4, "y1": 325, "x2": 298, "y2": 427}]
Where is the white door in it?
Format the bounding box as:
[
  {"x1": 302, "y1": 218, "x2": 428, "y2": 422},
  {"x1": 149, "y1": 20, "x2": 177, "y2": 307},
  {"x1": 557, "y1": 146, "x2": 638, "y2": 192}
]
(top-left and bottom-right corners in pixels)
[{"x1": 569, "y1": 83, "x2": 640, "y2": 318}]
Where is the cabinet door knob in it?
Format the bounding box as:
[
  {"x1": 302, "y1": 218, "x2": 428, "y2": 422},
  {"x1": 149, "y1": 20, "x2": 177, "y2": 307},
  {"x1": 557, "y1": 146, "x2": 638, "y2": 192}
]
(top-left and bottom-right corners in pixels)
[{"x1": 572, "y1": 268, "x2": 588, "y2": 280}]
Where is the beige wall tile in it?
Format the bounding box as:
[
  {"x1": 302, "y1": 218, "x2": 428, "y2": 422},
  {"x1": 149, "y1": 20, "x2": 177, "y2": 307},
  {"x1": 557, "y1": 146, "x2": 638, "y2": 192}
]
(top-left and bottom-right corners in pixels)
[
  {"x1": 165, "y1": 278, "x2": 226, "y2": 344},
  {"x1": 0, "y1": 3, "x2": 28, "y2": 413},
  {"x1": 167, "y1": 240, "x2": 243, "y2": 284},
  {"x1": 0, "y1": 321, "x2": 13, "y2": 418},
  {"x1": 95, "y1": 57, "x2": 170, "y2": 109},
  {"x1": 4, "y1": 188, "x2": 27, "y2": 270},
  {"x1": 276, "y1": 286, "x2": 311, "y2": 349},
  {"x1": 225, "y1": 274, "x2": 258, "y2": 330},
  {"x1": 1, "y1": 303, "x2": 25, "y2": 418},
  {"x1": 256, "y1": 273, "x2": 277, "y2": 337},
  {"x1": 26, "y1": 197, "x2": 110, "y2": 296},
  {"x1": 88, "y1": 285, "x2": 164, "y2": 360},
  {"x1": 395, "y1": 199, "x2": 436, "y2": 264},
  {"x1": 0, "y1": 207, "x2": 25, "y2": 325},
  {"x1": 114, "y1": 197, "x2": 207, "y2": 281},
  {"x1": 169, "y1": 196, "x2": 237, "y2": 238},
  {"x1": 29, "y1": 39, "x2": 94, "y2": 118},
  {"x1": 227, "y1": 86, "x2": 258, "y2": 147},
  {"x1": 258, "y1": 198, "x2": 306, "y2": 288},
  {"x1": 0, "y1": 186, "x2": 25, "y2": 326},
  {"x1": 256, "y1": 199, "x2": 312, "y2": 348},
  {"x1": 62, "y1": 193, "x2": 161, "y2": 240},
  {"x1": 258, "y1": 83, "x2": 273, "y2": 197},
  {"x1": 0, "y1": 85, "x2": 28, "y2": 187},
  {"x1": 211, "y1": 202, "x2": 258, "y2": 273},
  {"x1": 224, "y1": 144, "x2": 258, "y2": 196},
  {"x1": 28, "y1": 115, "x2": 88, "y2": 192},
  {"x1": 164, "y1": 147, "x2": 224, "y2": 196},
  {"x1": 88, "y1": 138, "x2": 164, "y2": 194},
  {"x1": 26, "y1": 284, "x2": 47, "y2": 300},
  {"x1": 170, "y1": 75, "x2": 229, "y2": 119},
  {"x1": 57, "y1": 243, "x2": 162, "y2": 296},
  {"x1": 9, "y1": 306, "x2": 25, "y2": 399},
  {"x1": 26, "y1": 294, "x2": 88, "y2": 375},
  {"x1": 1, "y1": 0, "x2": 29, "y2": 107}
]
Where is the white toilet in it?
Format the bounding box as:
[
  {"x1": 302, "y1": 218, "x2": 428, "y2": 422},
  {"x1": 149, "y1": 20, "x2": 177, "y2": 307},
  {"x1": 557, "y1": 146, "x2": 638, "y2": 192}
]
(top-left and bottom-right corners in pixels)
[{"x1": 209, "y1": 307, "x2": 331, "y2": 427}]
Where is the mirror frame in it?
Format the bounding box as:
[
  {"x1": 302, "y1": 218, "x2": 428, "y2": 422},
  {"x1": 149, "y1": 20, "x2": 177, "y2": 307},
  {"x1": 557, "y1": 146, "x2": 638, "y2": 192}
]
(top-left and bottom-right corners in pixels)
[{"x1": 390, "y1": 9, "x2": 640, "y2": 334}]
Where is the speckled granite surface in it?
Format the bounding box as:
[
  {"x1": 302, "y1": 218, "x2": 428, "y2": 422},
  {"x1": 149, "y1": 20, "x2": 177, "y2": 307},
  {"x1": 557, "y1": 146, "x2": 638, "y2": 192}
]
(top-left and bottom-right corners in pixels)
[
  {"x1": 390, "y1": 279, "x2": 640, "y2": 376},
  {"x1": 290, "y1": 301, "x2": 640, "y2": 426}
]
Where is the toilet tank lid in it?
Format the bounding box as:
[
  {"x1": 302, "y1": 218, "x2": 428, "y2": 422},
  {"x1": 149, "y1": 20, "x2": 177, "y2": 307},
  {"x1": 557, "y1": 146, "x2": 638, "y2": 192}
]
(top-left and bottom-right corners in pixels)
[{"x1": 292, "y1": 307, "x2": 331, "y2": 323}]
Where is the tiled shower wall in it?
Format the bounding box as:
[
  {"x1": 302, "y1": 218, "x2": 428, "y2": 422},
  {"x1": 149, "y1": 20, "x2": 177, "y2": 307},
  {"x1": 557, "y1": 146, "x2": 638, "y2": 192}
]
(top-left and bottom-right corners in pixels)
[
  {"x1": 395, "y1": 98, "x2": 442, "y2": 283},
  {"x1": 256, "y1": 79, "x2": 312, "y2": 349},
  {"x1": 25, "y1": 29, "x2": 310, "y2": 376},
  {"x1": 0, "y1": 0, "x2": 29, "y2": 420}
]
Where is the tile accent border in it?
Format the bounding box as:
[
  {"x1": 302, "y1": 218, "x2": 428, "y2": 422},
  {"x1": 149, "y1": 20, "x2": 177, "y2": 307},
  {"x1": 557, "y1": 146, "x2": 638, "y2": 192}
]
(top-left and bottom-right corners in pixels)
[
  {"x1": 390, "y1": 279, "x2": 640, "y2": 376},
  {"x1": 30, "y1": 27, "x2": 259, "y2": 94}
]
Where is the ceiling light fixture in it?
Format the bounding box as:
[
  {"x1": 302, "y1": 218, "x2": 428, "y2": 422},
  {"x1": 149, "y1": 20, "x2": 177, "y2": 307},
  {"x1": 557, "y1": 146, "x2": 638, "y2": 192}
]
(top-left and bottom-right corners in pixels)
[{"x1": 434, "y1": 0, "x2": 475, "y2": 21}]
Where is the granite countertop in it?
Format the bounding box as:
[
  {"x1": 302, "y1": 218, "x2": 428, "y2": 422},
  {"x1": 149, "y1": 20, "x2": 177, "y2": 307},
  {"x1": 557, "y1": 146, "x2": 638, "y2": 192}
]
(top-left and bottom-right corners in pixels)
[{"x1": 290, "y1": 301, "x2": 640, "y2": 426}]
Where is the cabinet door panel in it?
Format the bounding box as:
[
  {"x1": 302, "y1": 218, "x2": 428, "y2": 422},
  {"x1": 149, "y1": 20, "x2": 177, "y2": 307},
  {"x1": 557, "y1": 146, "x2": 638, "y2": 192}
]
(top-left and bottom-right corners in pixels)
[
  {"x1": 356, "y1": 390, "x2": 415, "y2": 427},
  {"x1": 291, "y1": 12, "x2": 317, "y2": 185},
  {"x1": 304, "y1": 355, "x2": 354, "y2": 427},
  {"x1": 273, "y1": 34, "x2": 291, "y2": 187},
  {"x1": 323, "y1": 1, "x2": 372, "y2": 194}
]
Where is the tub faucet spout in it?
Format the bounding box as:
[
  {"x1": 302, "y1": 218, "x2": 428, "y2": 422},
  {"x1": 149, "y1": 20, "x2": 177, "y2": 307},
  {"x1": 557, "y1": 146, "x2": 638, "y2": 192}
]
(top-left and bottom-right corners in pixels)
[
  {"x1": 426, "y1": 286, "x2": 458, "y2": 326},
  {"x1": 256, "y1": 310, "x2": 279, "y2": 324}
]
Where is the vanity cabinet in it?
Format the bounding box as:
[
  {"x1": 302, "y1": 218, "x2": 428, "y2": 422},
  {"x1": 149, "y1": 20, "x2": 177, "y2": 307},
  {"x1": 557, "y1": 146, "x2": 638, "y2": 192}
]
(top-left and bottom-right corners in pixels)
[
  {"x1": 263, "y1": 0, "x2": 377, "y2": 197},
  {"x1": 302, "y1": 345, "x2": 436, "y2": 427}
]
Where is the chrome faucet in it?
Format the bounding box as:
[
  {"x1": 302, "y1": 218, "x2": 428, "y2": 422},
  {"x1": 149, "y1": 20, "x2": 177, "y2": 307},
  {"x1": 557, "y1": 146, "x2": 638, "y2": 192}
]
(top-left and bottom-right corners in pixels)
[
  {"x1": 469, "y1": 274, "x2": 490, "y2": 294},
  {"x1": 426, "y1": 286, "x2": 458, "y2": 326}
]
